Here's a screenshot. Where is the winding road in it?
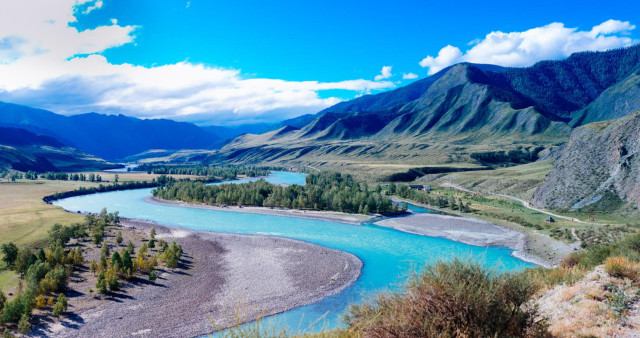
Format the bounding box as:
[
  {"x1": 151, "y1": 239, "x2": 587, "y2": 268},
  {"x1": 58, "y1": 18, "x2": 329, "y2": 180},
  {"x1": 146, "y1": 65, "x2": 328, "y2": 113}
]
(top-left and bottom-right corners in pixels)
[{"x1": 440, "y1": 182, "x2": 597, "y2": 225}]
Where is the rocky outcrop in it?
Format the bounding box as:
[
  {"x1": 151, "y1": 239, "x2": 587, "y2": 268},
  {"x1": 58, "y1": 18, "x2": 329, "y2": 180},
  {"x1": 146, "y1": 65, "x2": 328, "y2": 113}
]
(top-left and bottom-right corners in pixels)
[{"x1": 531, "y1": 111, "x2": 640, "y2": 211}]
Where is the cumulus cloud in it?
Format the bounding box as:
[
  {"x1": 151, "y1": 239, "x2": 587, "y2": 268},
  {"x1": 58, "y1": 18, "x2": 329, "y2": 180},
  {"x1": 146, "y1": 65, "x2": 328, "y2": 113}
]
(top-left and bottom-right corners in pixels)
[
  {"x1": 419, "y1": 19, "x2": 637, "y2": 75},
  {"x1": 402, "y1": 72, "x2": 418, "y2": 80},
  {"x1": 0, "y1": 0, "x2": 395, "y2": 125},
  {"x1": 374, "y1": 66, "x2": 393, "y2": 81}
]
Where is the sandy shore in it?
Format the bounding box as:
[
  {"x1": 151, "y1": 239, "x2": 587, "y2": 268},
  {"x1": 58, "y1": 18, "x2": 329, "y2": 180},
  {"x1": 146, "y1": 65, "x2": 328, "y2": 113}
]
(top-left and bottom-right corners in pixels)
[
  {"x1": 147, "y1": 196, "x2": 373, "y2": 225},
  {"x1": 375, "y1": 212, "x2": 572, "y2": 268},
  {"x1": 42, "y1": 219, "x2": 362, "y2": 337}
]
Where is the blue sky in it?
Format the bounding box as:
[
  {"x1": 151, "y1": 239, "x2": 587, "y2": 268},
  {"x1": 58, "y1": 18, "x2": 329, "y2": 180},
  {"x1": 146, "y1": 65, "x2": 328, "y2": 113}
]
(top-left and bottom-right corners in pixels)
[{"x1": 0, "y1": 1, "x2": 638, "y2": 125}]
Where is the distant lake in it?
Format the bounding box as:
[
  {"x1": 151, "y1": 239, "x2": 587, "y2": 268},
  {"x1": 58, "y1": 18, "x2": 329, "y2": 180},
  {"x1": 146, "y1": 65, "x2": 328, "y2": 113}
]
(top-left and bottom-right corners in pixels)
[{"x1": 53, "y1": 171, "x2": 533, "y2": 334}]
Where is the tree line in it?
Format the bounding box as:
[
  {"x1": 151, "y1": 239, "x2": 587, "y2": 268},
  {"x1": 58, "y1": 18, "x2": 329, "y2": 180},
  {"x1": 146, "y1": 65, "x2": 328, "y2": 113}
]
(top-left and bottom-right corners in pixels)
[
  {"x1": 390, "y1": 184, "x2": 471, "y2": 212},
  {"x1": 23, "y1": 171, "x2": 103, "y2": 182},
  {"x1": 137, "y1": 164, "x2": 276, "y2": 180},
  {"x1": 153, "y1": 171, "x2": 404, "y2": 215},
  {"x1": 41, "y1": 175, "x2": 217, "y2": 203}
]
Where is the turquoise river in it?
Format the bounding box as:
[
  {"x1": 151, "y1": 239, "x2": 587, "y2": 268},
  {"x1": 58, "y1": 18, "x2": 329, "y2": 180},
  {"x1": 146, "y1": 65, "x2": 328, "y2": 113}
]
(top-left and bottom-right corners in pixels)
[{"x1": 53, "y1": 171, "x2": 534, "y2": 334}]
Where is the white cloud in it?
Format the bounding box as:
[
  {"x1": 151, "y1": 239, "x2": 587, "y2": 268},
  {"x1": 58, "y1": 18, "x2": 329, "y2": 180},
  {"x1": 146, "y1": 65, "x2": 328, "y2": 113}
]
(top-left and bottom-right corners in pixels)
[
  {"x1": 402, "y1": 72, "x2": 418, "y2": 80},
  {"x1": 374, "y1": 66, "x2": 393, "y2": 81},
  {"x1": 0, "y1": 0, "x2": 395, "y2": 125},
  {"x1": 419, "y1": 19, "x2": 637, "y2": 75},
  {"x1": 419, "y1": 45, "x2": 463, "y2": 74},
  {"x1": 83, "y1": 0, "x2": 103, "y2": 14}
]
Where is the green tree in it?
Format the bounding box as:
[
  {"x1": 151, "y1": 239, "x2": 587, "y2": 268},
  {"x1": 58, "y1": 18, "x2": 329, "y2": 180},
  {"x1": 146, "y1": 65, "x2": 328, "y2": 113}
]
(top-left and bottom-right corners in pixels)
[
  {"x1": 111, "y1": 252, "x2": 122, "y2": 269},
  {"x1": 105, "y1": 268, "x2": 119, "y2": 291},
  {"x1": 25, "y1": 261, "x2": 51, "y2": 292},
  {"x1": 2, "y1": 290, "x2": 34, "y2": 324},
  {"x1": 73, "y1": 247, "x2": 84, "y2": 266},
  {"x1": 92, "y1": 225, "x2": 104, "y2": 244},
  {"x1": 115, "y1": 231, "x2": 123, "y2": 245},
  {"x1": 126, "y1": 240, "x2": 135, "y2": 254},
  {"x1": 48, "y1": 223, "x2": 71, "y2": 246},
  {"x1": 89, "y1": 260, "x2": 98, "y2": 276},
  {"x1": 122, "y1": 250, "x2": 133, "y2": 270},
  {"x1": 17, "y1": 313, "x2": 30, "y2": 334},
  {"x1": 52, "y1": 294, "x2": 67, "y2": 316},
  {"x1": 149, "y1": 269, "x2": 157, "y2": 282},
  {"x1": 14, "y1": 247, "x2": 32, "y2": 275},
  {"x1": 0, "y1": 242, "x2": 19, "y2": 268},
  {"x1": 148, "y1": 227, "x2": 156, "y2": 248},
  {"x1": 114, "y1": 174, "x2": 119, "y2": 183},
  {"x1": 96, "y1": 272, "x2": 108, "y2": 294},
  {"x1": 100, "y1": 241, "x2": 110, "y2": 258}
]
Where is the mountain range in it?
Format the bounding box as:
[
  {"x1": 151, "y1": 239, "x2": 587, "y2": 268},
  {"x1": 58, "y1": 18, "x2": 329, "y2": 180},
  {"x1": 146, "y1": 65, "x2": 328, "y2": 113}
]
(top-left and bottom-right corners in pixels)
[
  {"x1": 0, "y1": 127, "x2": 114, "y2": 172},
  {"x1": 209, "y1": 45, "x2": 640, "y2": 169},
  {"x1": 2, "y1": 45, "x2": 640, "y2": 194},
  {"x1": 0, "y1": 102, "x2": 224, "y2": 160}
]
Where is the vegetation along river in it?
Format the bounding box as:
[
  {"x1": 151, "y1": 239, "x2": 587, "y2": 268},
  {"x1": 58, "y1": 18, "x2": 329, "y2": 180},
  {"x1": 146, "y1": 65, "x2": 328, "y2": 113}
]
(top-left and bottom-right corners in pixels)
[{"x1": 53, "y1": 171, "x2": 533, "y2": 334}]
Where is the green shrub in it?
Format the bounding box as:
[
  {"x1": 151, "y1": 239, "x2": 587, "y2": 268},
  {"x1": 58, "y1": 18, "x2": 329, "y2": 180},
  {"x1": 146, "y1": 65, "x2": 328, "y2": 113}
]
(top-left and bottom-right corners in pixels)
[
  {"x1": 345, "y1": 258, "x2": 547, "y2": 337},
  {"x1": 579, "y1": 244, "x2": 611, "y2": 268},
  {"x1": 0, "y1": 291, "x2": 6, "y2": 311}
]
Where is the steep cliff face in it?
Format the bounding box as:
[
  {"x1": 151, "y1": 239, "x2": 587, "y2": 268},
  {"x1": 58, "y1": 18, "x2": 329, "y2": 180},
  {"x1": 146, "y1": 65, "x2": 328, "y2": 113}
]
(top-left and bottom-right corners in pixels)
[{"x1": 531, "y1": 111, "x2": 640, "y2": 211}]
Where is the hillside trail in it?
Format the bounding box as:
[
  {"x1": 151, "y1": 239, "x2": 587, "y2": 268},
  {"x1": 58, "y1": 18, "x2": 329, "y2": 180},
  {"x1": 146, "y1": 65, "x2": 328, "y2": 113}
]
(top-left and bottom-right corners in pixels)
[{"x1": 439, "y1": 182, "x2": 608, "y2": 227}]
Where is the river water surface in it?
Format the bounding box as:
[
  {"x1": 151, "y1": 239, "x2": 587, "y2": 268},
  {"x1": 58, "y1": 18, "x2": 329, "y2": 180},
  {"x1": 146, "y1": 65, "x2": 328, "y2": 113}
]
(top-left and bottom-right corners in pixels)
[{"x1": 53, "y1": 171, "x2": 533, "y2": 333}]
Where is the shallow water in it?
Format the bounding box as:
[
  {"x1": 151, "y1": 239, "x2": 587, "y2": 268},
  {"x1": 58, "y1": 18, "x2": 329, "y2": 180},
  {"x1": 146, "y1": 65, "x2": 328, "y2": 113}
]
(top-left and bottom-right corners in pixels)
[{"x1": 53, "y1": 171, "x2": 533, "y2": 333}]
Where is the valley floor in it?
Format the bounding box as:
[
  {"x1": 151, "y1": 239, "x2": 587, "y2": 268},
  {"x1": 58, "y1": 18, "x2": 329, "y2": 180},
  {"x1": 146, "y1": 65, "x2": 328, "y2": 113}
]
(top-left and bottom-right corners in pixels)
[{"x1": 36, "y1": 219, "x2": 362, "y2": 337}]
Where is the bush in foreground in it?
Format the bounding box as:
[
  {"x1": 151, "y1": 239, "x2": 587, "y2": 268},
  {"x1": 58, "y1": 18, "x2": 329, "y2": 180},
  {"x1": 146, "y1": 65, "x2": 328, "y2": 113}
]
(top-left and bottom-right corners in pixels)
[{"x1": 344, "y1": 258, "x2": 548, "y2": 337}]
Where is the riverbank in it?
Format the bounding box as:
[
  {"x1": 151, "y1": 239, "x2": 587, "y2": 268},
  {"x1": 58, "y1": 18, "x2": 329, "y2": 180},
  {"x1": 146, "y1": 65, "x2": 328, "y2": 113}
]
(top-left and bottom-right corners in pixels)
[
  {"x1": 43, "y1": 219, "x2": 362, "y2": 337},
  {"x1": 149, "y1": 196, "x2": 570, "y2": 267},
  {"x1": 375, "y1": 211, "x2": 573, "y2": 268},
  {"x1": 147, "y1": 196, "x2": 374, "y2": 225}
]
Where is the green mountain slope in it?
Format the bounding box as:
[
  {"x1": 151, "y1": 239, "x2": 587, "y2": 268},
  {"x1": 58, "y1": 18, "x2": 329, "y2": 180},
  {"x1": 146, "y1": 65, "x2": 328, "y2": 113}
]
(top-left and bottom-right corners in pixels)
[
  {"x1": 0, "y1": 127, "x2": 116, "y2": 172},
  {"x1": 211, "y1": 45, "x2": 640, "y2": 169}
]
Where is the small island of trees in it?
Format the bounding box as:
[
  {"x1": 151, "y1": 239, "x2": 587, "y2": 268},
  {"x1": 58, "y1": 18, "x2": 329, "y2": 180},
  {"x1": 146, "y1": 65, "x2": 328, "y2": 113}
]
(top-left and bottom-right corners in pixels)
[{"x1": 153, "y1": 171, "x2": 403, "y2": 215}]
